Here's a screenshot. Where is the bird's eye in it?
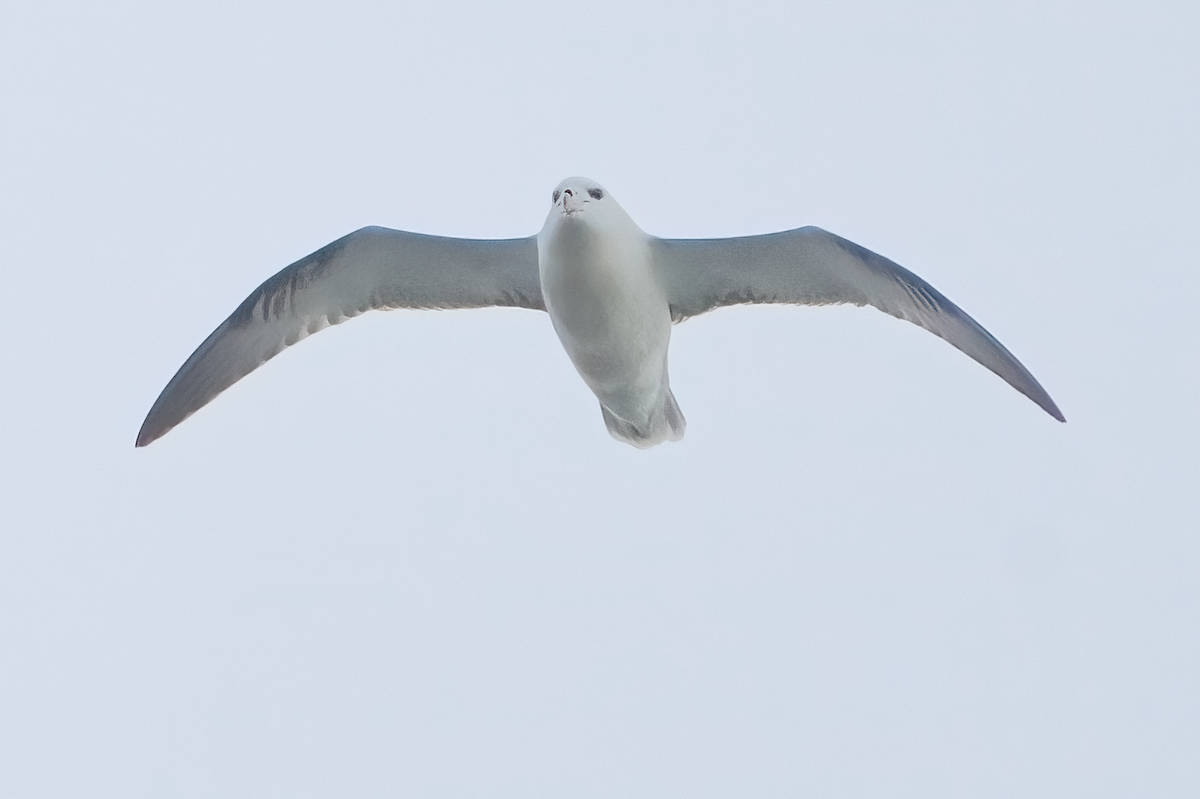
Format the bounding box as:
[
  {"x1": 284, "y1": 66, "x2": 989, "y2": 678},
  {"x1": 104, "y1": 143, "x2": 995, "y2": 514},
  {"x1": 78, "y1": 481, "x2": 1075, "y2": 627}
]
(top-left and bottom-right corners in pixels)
[
  {"x1": 552, "y1": 190, "x2": 561, "y2": 203},
  {"x1": 588, "y1": 188, "x2": 603, "y2": 200}
]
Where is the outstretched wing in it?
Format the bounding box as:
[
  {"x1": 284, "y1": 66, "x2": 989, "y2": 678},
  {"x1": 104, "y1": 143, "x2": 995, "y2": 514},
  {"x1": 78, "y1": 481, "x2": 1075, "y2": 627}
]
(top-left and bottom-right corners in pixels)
[
  {"x1": 650, "y1": 226, "x2": 1064, "y2": 421},
  {"x1": 137, "y1": 227, "x2": 542, "y2": 446}
]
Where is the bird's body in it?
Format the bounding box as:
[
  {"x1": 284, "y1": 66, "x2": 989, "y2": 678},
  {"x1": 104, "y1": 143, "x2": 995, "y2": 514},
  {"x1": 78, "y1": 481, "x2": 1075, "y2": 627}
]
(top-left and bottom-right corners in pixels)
[
  {"x1": 135, "y1": 177, "x2": 1063, "y2": 448},
  {"x1": 538, "y1": 180, "x2": 682, "y2": 446}
]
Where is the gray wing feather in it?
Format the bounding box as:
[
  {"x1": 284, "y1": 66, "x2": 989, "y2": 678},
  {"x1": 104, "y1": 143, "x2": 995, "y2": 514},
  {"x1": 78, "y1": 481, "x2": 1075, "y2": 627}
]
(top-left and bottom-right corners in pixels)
[
  {"x1": 651, "y1": 226, "x2": 1064, "y2": 421},
  {"x1": 137, "y1": 227, "x2": 542, "y2": 446}
]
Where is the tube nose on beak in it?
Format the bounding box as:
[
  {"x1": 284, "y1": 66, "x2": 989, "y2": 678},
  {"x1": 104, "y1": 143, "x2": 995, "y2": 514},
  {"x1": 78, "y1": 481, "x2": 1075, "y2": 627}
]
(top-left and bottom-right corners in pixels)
[{"x1": 560, "y1": 187, "x2": 581, "y2": 213}]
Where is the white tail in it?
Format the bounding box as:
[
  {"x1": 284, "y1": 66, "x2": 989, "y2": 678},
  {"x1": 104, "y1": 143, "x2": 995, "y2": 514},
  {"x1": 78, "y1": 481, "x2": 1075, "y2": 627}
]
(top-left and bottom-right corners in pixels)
[{"x1": 600, "y1": 389, "x2": 686, "y2": 448}]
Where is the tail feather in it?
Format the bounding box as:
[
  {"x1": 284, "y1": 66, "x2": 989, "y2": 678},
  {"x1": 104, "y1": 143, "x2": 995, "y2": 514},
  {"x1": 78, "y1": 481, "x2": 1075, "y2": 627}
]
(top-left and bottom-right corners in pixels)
[{"x1": 600, "y1": 389, "x2": 686, "y2": 448}]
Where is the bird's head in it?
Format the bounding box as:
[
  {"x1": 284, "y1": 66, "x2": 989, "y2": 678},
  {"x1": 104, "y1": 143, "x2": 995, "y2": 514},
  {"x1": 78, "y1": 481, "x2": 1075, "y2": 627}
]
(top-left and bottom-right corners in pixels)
[{"x1": 550, "y1": 177, "x2": 609, "y2": 219}]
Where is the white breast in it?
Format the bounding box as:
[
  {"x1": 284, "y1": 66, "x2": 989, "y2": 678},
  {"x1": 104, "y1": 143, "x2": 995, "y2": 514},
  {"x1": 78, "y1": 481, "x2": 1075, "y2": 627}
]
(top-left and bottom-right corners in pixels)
[{"x1": 537, "y1": 199, "x2": 673, "y2": 422}]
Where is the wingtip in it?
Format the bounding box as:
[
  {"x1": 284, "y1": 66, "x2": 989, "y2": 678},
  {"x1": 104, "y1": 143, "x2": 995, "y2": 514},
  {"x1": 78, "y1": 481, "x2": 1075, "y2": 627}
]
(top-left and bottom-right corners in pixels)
[
  {"x1": 135, "y1": 419, "x2": 163, "y2": 448},
  {"x1": 1041, "y1": 399, "x2": 1066, "y2": 423}
]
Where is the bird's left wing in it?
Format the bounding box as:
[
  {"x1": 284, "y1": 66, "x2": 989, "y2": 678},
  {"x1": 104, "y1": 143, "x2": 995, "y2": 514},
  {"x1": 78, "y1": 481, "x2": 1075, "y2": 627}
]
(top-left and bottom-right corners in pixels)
[
  {"x1": 650, "y1": 226, "x2": 1063, "y2": 421},
  {"x1": 137, "y1": 227, "x2": 542, "y2": 446}
]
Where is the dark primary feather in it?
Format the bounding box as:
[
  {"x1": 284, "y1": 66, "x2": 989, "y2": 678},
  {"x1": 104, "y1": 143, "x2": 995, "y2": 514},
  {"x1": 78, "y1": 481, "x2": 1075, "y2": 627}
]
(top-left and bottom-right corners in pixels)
[
  {"x1": 136, "y1": 227, "x2": 542, "y2": 446},
  {"x1": 651, "y1": 226, "x2": 1064, "y2": 422}
]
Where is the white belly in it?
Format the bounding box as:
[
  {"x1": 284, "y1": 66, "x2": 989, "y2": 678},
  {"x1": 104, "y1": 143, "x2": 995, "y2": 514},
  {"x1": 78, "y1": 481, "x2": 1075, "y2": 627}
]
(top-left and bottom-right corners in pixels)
[{"x1": 538, "y1": 216, "x2": 672, "y2": 422}]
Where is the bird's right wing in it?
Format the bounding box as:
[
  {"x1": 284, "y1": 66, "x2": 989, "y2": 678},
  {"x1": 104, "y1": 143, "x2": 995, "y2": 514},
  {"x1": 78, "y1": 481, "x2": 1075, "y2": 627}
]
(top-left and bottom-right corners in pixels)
[
  {"x1": 651, "y1": 226, "x2": 1063, "y2": 421},
  {"x1": 137, "y1": 227, "x2": 542, "y2": 446}
]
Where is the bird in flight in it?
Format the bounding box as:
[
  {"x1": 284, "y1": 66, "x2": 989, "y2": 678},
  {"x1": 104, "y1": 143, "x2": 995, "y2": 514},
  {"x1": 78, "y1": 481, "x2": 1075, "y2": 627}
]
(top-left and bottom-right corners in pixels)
[{"x1": 136, "y1": 177, "x2": 1063, "y2": 448}]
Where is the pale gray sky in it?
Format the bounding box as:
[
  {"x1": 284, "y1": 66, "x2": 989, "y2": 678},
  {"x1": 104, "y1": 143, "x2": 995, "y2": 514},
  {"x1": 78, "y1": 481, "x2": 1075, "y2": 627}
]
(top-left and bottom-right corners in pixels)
[{"x1": 2, "y1": 0, "x2": 1197, "y2": 796}]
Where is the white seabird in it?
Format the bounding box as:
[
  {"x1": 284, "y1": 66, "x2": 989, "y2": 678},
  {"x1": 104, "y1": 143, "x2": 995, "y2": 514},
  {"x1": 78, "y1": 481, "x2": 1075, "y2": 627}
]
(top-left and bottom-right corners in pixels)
[{"x1": 136, "y1": 176, "x2": 1064, "y2": 448}]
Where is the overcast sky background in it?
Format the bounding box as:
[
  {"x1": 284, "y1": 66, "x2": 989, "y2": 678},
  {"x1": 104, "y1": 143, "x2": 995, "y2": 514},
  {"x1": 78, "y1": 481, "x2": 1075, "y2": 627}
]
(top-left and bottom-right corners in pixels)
[{"x1": 2, "y1": 0, "x2": 1197, "y2": 796}]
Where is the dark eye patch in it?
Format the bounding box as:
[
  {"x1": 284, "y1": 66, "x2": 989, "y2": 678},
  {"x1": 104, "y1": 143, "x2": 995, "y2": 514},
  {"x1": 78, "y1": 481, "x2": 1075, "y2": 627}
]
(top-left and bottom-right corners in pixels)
[
  {"x1": 552, "y1": 190, "x2": 561, "y2": 203},
  {"x1": 588, "y1": 188, "x2": 603, "y2": 200}
]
